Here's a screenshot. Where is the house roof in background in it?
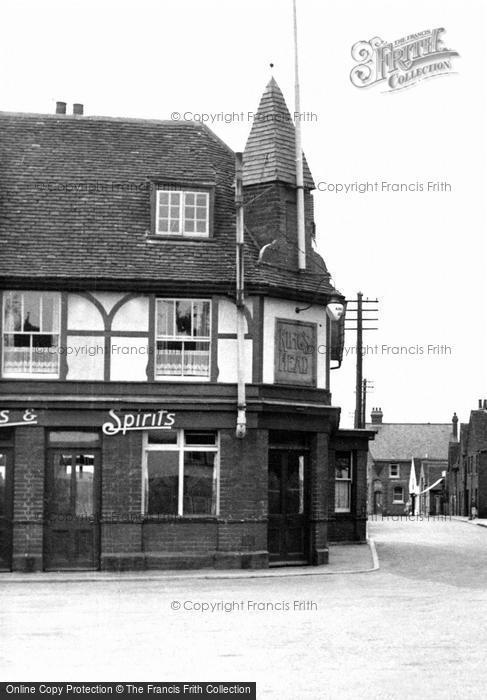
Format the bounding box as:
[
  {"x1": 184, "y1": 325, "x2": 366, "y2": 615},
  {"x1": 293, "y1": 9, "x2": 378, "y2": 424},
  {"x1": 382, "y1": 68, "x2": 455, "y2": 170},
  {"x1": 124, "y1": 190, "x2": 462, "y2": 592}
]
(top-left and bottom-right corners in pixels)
[{"x1": 366, "y1": 423, "x2": 452, "y2": 461}]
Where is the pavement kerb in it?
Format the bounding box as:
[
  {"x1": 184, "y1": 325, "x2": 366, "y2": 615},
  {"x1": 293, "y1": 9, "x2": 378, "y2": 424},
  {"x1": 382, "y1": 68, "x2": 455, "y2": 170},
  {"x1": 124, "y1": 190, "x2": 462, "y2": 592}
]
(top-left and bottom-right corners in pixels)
[
  {"x1": 450, "y1": 516, "x2": 487, "y2": 529},
  {"x1": 0, "y1": 540, "x2": 379, "y2": 584},
  {"x1": 367, "y1": 537, "x2": 379, "y2": 571}
]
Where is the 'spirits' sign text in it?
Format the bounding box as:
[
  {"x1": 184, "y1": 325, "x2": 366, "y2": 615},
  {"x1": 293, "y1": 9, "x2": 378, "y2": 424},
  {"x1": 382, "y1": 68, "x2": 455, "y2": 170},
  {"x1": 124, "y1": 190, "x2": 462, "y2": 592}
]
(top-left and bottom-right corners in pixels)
[{"x1": 102, "y1": 408, "x2": 175, "y2": 436}]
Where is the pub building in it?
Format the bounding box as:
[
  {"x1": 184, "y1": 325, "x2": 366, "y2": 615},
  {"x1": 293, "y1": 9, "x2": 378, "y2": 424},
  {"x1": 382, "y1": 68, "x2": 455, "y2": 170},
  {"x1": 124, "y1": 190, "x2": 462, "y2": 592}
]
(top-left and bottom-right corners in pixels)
[{"x1": 0, "y1": 82, "x2": 374, "y2": 573}]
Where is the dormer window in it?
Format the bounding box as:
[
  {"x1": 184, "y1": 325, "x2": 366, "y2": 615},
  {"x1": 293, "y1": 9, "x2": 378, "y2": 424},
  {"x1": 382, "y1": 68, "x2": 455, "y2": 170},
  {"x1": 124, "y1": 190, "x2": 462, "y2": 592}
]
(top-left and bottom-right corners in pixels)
[{"x1": 156, "y1": 189, "x2": 209, "y2": 237}]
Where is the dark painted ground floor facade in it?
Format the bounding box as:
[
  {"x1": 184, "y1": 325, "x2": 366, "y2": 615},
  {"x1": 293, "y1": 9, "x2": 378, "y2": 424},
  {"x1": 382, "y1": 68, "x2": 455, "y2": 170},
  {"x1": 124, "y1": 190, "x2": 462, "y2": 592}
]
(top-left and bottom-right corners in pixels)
[{"x1": 0, "y1": 384, "x2": 372, "y2": 572}]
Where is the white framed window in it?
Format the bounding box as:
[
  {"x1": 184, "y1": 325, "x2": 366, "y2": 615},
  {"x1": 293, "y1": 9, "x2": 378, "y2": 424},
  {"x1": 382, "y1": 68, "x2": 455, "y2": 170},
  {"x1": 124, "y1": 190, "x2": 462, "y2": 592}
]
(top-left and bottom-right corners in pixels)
[
  {"x1": 155, "y1": 299, "x2": 211, "y2": 379},
  {"x1": 2, "y1": 291, "x2": 60, "y2": 378},
  {"x1": 389, "y1": 463, "x2": 400, "y2": 478},
  {"x1": 156, "y1": 190, "x2": 209, "y2": 237},
  {"x1": 393, "y1": 486, "x2": 404, "y2": 503},
  {"x1": 142, "y1": 430, "x2": 219, "y2": 516},
  {"x1": 335, "y1": 451, "x2": 352, "y2": 513}
]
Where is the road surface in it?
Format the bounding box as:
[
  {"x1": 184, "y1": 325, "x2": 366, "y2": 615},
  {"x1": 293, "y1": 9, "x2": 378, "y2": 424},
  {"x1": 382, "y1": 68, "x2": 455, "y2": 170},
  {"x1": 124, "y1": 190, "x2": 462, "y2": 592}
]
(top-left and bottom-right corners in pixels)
[{"x1": 1, "y1": 518, "x2": 487, "y2": 699}]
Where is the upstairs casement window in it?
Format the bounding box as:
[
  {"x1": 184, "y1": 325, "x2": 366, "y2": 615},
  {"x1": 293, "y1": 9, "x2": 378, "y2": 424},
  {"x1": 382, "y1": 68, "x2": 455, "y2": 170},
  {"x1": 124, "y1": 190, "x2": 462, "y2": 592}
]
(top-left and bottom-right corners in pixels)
[
  {"x1": 335, "y1": 451, "x2": 352, "y2": 513},
  {"x1": 2, "y1": 291, "x2": 60, "y2": 378},
  {"x1": 155, "y1": 189, "x2": 210, "y2": 237},
  {"x1": 155, "y1": 299, "x2": 211, "y2": 379},
  {"x1": 389, "y1": 463, "x2": 400, "y2": 478}
]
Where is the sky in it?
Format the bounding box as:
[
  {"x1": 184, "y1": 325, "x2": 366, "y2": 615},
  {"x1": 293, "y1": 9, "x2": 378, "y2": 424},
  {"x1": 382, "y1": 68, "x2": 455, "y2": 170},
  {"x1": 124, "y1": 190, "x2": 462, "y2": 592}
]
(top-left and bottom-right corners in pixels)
[{"x1": 1, "y1": 0, "x2": 485, "y2": 426}]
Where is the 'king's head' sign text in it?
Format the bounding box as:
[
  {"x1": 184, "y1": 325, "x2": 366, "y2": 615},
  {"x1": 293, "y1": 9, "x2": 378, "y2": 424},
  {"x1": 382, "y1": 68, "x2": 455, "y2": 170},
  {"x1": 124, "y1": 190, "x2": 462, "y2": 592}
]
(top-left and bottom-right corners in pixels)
[
  {"x1": 274, "y1": 319, "x2": 316, "y2": 387},
  {"x1": 102, "y1": 409, "x2": 175, "y2": 436}
]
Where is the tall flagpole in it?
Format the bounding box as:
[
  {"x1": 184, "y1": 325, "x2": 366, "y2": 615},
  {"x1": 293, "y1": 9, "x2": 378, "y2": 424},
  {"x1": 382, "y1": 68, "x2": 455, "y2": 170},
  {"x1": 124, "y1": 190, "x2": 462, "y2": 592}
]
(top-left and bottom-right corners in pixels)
[{"x1": 293, "y1": 0, "x2": 306, "y2": 271}]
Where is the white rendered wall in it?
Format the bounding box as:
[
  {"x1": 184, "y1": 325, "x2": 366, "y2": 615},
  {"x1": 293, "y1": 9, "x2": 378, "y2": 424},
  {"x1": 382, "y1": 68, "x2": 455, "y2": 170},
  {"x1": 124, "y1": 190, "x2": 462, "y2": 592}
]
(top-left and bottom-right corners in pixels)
[{"x1": 262, "y1": 298, "x2": 327, "y2": 388}]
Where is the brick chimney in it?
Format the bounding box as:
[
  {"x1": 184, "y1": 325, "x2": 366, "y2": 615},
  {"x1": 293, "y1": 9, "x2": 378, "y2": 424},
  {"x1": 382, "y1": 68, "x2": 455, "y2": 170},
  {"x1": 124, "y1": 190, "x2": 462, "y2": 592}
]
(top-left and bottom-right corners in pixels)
[
  {"x1": 55, "y1": 101, "x2": 67, "y2": 115},
  {"x1": 371, "y1": 407, "x2": 383, "y2": 424},
  {"x1": 73, "y1": 103, "x2": 84, "y2": 115},
  {"x1": 452, "y1": 412, "x2": 458, "y2": 440}
]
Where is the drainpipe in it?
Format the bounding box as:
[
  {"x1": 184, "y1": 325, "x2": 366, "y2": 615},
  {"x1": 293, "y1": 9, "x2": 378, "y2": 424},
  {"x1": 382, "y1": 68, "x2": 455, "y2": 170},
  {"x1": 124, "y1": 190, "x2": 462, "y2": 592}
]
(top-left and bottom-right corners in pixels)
[{"x1": 235, "y1": 152, "x2": 247, "y2": 438}]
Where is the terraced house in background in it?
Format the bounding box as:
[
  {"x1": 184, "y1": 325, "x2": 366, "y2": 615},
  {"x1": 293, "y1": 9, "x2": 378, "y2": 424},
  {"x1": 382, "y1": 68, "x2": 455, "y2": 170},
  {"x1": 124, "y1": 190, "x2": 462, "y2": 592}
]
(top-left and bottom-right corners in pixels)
[
  {"x1": 447, "y1": 401, "x2": 487, "y2": 518},
  {"x1": 0, "y1": 80, "x2": 373, "y2": 573},
  {"x1": 367, "y1": 408, "x2": 452, "y2": 516}
]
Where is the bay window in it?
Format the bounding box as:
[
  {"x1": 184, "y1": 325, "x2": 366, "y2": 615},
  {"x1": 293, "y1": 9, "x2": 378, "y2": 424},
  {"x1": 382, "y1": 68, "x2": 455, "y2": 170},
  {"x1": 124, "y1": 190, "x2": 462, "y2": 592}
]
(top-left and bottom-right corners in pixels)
[
  {"x1": 155, "y1": 298, "x2": 211, "y2": 379},
  {"x1": 143, "y1": 430, "x2": 219, "y2": 516},
  {"x1": 2, "y1": 291, "x2": 60, "y2": 377}
]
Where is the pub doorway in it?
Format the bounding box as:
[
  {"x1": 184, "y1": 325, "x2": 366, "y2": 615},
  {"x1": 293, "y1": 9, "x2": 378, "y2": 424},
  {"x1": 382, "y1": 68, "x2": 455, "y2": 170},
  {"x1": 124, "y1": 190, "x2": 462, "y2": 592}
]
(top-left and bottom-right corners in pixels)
[
  {"x1": 44, "y1": 430, "x2": 101, "y2": 570},
  {"x1": 267, "y1": 431, "x2": 309, "y2": 565}
]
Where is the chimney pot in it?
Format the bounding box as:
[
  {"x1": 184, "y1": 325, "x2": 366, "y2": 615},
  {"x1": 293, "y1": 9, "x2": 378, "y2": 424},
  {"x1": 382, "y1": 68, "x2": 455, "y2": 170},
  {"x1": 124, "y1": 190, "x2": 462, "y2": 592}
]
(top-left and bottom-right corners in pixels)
[
  {"x1": 371, "y1": 407, "x2": 383, "y2": 425},
  {"x1": 73, "y1": 103, "x2": 84, "y2": 116},
  {"x1": 452, "y1": 412, "x2": 458, "y2": 440},
  {"x1": 55, "y1": 101, "x2": 67, "y2": 115}
]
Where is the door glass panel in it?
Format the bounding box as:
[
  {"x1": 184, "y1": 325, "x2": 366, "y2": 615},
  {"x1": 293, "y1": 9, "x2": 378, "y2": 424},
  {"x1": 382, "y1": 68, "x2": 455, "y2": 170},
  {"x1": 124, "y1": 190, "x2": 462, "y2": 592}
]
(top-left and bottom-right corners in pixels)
[
  {"x1": 52, "y1": 454, "x2": 72, "y2": 515},
  {"x1": 49, "y1": 431, "x2": 100, "y2": 446},
  {"x1": 268, "y1": 453, "x2": 282, "y2": 515},
  {"x1": 286, "y1": 454, "x2": 304, "y2": 515},
  {"x1": 0, "y1": 454, "x2": 6, "y2": 518},
  {"x1": 75, "y1": 454, "x2": 95, "y2": 517}
]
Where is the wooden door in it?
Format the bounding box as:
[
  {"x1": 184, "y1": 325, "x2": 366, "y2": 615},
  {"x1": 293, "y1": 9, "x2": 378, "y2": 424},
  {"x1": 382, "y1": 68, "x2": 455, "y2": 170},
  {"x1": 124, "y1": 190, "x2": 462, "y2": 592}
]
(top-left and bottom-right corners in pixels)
[
  {"x1": 44, "y1": 448, "x2": 100, "y2": 570},
  {"x1": 268, "y1": 449, "x2": 307, "y2": 564}
]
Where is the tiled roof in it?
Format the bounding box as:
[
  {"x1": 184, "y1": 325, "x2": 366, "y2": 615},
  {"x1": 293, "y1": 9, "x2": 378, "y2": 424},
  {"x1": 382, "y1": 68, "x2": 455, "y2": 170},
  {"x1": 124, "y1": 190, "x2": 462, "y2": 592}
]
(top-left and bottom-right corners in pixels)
[
  {"x1": 0, "y1": 110, "x2": 335, "y2": 299},
  {"x1": 366, "y1": 423, "x2": 452, "y2": 461},
  {"x1": 243, "y1": 78, "x2": 315, "y2": 188},
  {"x1": 460, "y1": 410, "x2": 487, "y2": 454}
]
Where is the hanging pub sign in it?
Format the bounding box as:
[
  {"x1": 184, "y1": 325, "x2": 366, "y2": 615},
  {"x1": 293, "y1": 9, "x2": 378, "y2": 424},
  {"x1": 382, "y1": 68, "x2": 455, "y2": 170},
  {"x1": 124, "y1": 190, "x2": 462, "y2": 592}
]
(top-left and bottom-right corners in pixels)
[
  {"x1": 102, "y1": 408, "x2": 175, "y2": 436},
  {"x1": 274, "y1": 318, "x2": 317, "y2": 387},
  {"x1": 0, "y1": 409, "x2": 38, "y2": 428}
]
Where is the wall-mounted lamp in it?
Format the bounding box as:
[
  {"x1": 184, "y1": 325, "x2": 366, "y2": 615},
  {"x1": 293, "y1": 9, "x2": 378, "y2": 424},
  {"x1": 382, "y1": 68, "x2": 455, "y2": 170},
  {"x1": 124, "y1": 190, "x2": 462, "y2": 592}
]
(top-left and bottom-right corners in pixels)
[{"x1": 326, "y1": 301, "x2": 345, "y2": 322}]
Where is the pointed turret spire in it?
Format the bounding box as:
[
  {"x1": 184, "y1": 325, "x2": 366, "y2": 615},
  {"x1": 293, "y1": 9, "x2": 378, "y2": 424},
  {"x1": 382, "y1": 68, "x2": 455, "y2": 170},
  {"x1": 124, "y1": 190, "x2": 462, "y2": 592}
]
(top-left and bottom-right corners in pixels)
[{"x1": 243, "y1": 79, "x2": 314, "y2": 188}]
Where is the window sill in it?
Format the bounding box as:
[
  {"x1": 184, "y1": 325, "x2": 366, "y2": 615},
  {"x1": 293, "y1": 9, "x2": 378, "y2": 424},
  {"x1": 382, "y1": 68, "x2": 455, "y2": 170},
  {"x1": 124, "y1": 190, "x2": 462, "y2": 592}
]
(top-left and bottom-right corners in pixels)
[
  {"x1": 2, "y1": 374, "x2": 60, "y2": 380},
  {"x1": 155, "y1": 376, "x2": 210, "y2": 382},
  {"x1": 142, "y1": 515, "x2": 218, "y2": 523},
  {"x1": 146, "y1": 235, "x2": 215, "y2": 243}
]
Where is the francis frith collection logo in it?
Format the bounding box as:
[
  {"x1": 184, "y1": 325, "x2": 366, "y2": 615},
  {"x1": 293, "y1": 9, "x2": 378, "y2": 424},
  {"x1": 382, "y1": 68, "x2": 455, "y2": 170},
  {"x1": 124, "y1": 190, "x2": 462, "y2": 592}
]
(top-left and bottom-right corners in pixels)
[{"x1": 350, "y1": 28, "x2": 459, "y2": 92}]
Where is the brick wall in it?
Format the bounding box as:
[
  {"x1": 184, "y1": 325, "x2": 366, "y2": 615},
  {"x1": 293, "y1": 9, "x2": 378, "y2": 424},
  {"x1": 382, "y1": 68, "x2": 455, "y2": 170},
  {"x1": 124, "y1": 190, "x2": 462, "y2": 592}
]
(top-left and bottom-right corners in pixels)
[
  {"x1": 101, "y1": 428, "x2": 269, "y2": 570},
  {"x1": 12, "y1": 426, "x2": 45, "y2": 571},
  {"x1": 309, "y1": 432, "x2": 329, "y2": 564},
  {"x1": 478, "y1": 452, "x2": 487, "y2": 518},
  {"x1": 328, "y1": 434, "x2": 371, "y2": 542},
  {"x1": 242, "y1": 183, "x2": 316, "y2": 270}
]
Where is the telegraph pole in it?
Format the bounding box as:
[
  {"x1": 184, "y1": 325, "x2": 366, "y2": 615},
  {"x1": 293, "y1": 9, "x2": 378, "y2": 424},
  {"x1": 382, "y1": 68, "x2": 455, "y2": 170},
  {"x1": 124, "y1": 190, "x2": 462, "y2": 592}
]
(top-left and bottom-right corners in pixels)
[
  {"x1": 345, "y1": 294, "x2": 379, "y2": 429},
  {"x1": 354, "y1": 292, "x2": 363, "y2": 429}
]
